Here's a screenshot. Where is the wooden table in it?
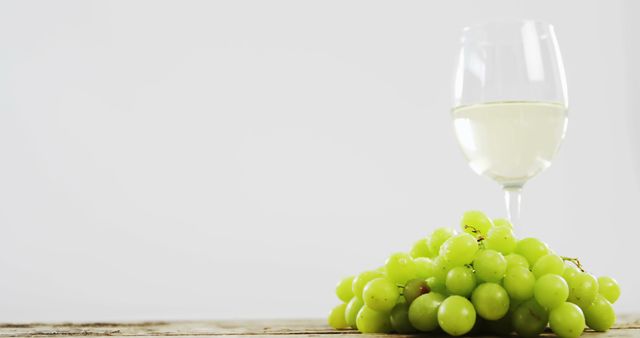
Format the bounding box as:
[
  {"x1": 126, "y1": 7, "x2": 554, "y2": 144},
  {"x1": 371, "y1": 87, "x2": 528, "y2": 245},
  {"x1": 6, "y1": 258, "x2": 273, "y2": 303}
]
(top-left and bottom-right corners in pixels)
[{"x1": 1, "y1": 315, "x2": 638, "y2": 337}]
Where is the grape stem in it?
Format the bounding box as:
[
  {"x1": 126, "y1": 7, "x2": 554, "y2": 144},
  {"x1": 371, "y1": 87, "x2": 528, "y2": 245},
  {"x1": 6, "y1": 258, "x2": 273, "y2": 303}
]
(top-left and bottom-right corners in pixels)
[
  {"x1": 463, "y1": 225, "x2": 485, "y2": 242},
  {"x1": 561, "y1": 256, "x2": 585, "y2": 272}
]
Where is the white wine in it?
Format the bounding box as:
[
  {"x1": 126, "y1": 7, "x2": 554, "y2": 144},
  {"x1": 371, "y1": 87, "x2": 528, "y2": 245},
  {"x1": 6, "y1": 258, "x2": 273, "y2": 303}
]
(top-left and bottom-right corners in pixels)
[{"x1": 452, "y1": 101, "x2": 567, "y2": 186}]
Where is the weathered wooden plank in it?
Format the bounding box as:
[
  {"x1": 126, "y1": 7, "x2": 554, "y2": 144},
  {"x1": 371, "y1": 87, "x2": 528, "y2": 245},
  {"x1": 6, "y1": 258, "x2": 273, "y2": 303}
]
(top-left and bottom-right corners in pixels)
[
  {"x1": 0, "y1": 320, "x2": 332, "y2": 337},
  {"x1": 0, "y1": 315, "x2": 638, "y2": 337}
]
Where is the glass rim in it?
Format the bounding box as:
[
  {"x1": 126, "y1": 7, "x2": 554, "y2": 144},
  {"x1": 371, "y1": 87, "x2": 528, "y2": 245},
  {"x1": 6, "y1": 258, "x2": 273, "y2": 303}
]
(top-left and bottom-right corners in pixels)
[{"x1": 461, "y1": 19, "x2": 554, "y2": 33}]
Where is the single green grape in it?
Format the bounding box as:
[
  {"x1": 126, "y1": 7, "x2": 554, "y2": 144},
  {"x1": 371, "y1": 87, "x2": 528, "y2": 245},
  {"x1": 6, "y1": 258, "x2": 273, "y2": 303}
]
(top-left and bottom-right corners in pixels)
[
  {"x1": 485, "y1": 313, "x2": 513, "y2": 336},
  {"x1": 584, "y1": 294, "x2": 616, "y2": 331},
  {"x1": 597, "y1": 276, "x2": 620, "y2": 304},
  {"x1": 356, "y1": 306, "x2": 392, "y2": 333},
  {"x1": 460, "y1": 210, "x2": 493, "y2": 236},
  {"x1": 532, "y1": 254, "x2": 565, "y2": 278},
  {"x1": 503, "y1": 266, "x2": 535, "y2": 301},
  {"x1": 432, "y1": 256, "x2": 452, "y2": 280},
  {"x1": 410, "y1": 238, "x2": 432, "y2": 258},
  {"x1": 511, "y1": 299, "x2": 549, "y2": 337},
  {"x1": 439, "y1": 233, "x2": 479, "y2": 266},
  {"x1": 414, "y1": 257, "x2": 435, "y2": 279},
  {"x1": 505, "y1": 253, "x2": 530, "y2": 270},
  {"x1": 335, "y1": 276, "x2": 355, "y2": 302},
  {"x1": 328, "y1": 303, "x2": 349, "y2": 329},
  {"x1": 440, "y1": 233, "x2": 478, "y2": 266},
  {"x1": 408, "y1": 292, "x2": 446, "y2": 332},
  {"x1": 549, "y1": 302, "x2": 585, "y2": 338},
  {"x1": 428, "y1": 227, "x2": 457, "y2": 254},
  {"x1": 385, "y1": 252, "x2": 418, "y2": 284},
  {"x1": 562, "y1": 263, "x2": 581, "y2": 285},
  {"x1": 568, "y1": 272, "x2": 599, "y2": 309},
  {"x1": 493, "y1": 218, "x2": 513, "y2": 229},
  {"x1": 471, "y1": 282, "x2": 510, "y2": 320},
  {"x1": 515, "y1": 238, "x2": 549, "y2": 266},
  {"x1": 437, "y1": 295, "x2": 476, "y2": 336},
  {"x1": 362, "y1": 277, "x2": 399, "y2": 312},
  {"x1": 390, "y1": 302, "x2": 416, "y2": 333},
  {"x1": 426, "y1": 276, "x2": 447, "y2": 295},
  {"x1": 404, "y1": 278, "x2": 430, "y2": 304},
  {"x1": 473, "y1": 249, "x2": 507, "y2": 282},
  {"x1": 485, "y1": 226, "x2": 517, "y2": 254},
  {"x1": 534, "y1": 274, "x2": 569, "y2": 309},
  {"x1": 446, "y1": 266, "x2": 476, "y2": 297},
  {"x1": 352, "y1": 270, "x2": 385, "y2": 300},
  {"x1": 344, "y1": 297, "x2": 363, "y2": 329}
]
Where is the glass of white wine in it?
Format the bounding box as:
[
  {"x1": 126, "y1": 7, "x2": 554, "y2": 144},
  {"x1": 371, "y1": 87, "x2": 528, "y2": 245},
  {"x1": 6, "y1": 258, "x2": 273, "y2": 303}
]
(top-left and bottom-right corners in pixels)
[{"x1": 452, "y1": 20, "x2": 568, "y2": 226}]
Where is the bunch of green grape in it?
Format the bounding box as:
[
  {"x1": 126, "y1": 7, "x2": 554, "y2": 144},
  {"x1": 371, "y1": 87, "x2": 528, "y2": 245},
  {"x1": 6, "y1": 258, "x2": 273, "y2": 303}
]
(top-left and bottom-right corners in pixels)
[{"x1": 328, "y1": 211, "x2": 621, "y2": 338}]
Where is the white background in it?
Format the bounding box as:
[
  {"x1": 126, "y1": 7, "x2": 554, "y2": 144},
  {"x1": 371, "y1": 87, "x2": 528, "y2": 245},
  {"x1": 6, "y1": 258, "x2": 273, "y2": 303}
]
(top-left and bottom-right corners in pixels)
[{"x1": 1, "y1": 0, "x2": 639, "y2": 322}]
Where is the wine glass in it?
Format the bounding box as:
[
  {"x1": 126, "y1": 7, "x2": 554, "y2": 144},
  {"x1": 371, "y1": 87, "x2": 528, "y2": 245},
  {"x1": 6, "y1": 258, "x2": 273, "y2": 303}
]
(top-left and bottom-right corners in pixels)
[{"x1": 451, "y1": 20, "x2": 568, "y2": 226}]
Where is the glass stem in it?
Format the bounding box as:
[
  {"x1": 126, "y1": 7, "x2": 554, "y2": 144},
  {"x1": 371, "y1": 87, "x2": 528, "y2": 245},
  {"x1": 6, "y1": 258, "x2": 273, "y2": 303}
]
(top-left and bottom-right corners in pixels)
[{"x1": 504, "y1": 185, "x2": 523, "y2": 227}]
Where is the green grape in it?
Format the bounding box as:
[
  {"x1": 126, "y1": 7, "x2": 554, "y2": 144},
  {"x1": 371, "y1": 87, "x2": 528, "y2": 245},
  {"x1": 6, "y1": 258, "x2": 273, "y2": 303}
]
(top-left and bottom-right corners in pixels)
[
  {"x1": 335, "y1": 276, "x2": 355, "y2": 302},
  {"x1": 410, "y1": 238, "x2": 433, "y2": 258},
  {"x1": 362, "y1": 277, "x2": 399, "y2": 312},
  {"x1": 493, "y1": 218, "x2": 513, "y2": 229},
  {"x1": 485, "y1": 313, "x2": 513, "y2": 336},
  {"x1": 568, "y1": 272, "x2": 599, "y2": 309},
  {"x1": 414, "y1": 257, "x2": 435, "y2": 279},
  {"x1": 408, "y1": 292, "x2": 446, "y2": 332},
  {"x1": 460, "y1": 210, "x2": 493, "y2": 236},
  {"x1": 471, "y1": 282, "x2": 510, "y2": 320},
  {"x1": 562, "y1": 263, "x2": 581, "y2": 285},
  {"x1": 437, "y1": 295, "x2": 476, "y2": 336},
  {"x1": 432, "y1": 256, "x2": 452, "y2": 280},
  {"x1": 511, "y1": 299, "x2": 549, "y2": 337},
  {"x1": 390, "y1": 302, "x2": 416, "y2": 333},
  {"x1": 549, "y1": 302, "x2": 585, "y2": 338},
  {"x1": 404, "y1": 278, "x2": 430, "y2": 304},
  {"x1": 345, "y1": 297, "x2": 363, "y2": 329},
  {"x1": 597, "y1": 276, "x2": 620, "y2": 304},
  {"x1": 428, "y1": 227, "x2": 457, "y2": 254},
  {"x1": 584, "y1": 294, "x2": 616, "y2": 331},
  {"x1": 426, "y1": 276, "x2": 447, "y2": 295},
  {"x1": 473, "y1": 249, "x2": 507, "y2": 282},
  {"x1": 328, "y1": 303, "x2": 349, "y2": 329},
  {"x1": 515, "y1": 238, "x2": 549, "y2": 266},
  {"x1": 445, "y1": 266, "x2": 476, "y2": 297},
  {"x1": 385, "y1": 252, "x2": 418, "y2": 284},
  {"x1": 534, "y1": 274, "x2": 569, "y2": 309},
  {"x1": 505, "y1": 253, "x2": 530, "y2": 269},
  {"x1": 352, "y1": 270, "x2": 385, "y2": 300},
  {"x1": 485, "y1": 226, "x2": 517, "y2": 254},
  {"x1": 356, "y1": 306, "x2": 392, "y2": 333},
  {"x1": 439, "y1": 233, "x2": 479, "y2": 266},
  {"x1": 503, "y1": 266, "x2": 535, "y2": 301},
  {"x1": 532, "y1": 254, "x2": 565, "y2": 278}
]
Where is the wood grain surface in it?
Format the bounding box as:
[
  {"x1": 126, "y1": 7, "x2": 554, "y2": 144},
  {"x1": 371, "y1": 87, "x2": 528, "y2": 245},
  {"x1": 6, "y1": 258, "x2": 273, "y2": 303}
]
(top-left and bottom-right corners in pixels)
[{"x1": 0, "y1": 314, "x2": 638, "y2": 337}]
